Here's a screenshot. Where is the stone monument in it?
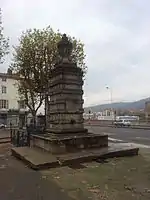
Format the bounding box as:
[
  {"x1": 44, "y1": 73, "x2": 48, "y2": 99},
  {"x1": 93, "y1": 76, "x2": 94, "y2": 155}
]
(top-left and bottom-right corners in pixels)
[
  {"x1": 31, "y1": 34, "x2": 108, "y2": 154},
  {"x1": 11, "y1": 34, "x2": 139, "y2": 170},
  {"x1": 47, "y1": 34, "x2": 86, "y2": 134}
]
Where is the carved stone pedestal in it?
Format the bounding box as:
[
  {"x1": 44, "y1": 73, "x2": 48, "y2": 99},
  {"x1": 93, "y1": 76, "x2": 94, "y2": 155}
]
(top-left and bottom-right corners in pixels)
[
  {"x1": 46, "y1": 62, "x2": 86, "y2": 134},
  {"x1": 31, "y1": 132, "x2": 108, "y2": 154}
]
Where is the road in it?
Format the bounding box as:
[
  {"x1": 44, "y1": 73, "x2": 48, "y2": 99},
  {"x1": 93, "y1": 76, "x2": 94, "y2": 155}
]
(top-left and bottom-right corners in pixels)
[{"x1": 86, "y1": 125, "x2": 150, "y2": 148}]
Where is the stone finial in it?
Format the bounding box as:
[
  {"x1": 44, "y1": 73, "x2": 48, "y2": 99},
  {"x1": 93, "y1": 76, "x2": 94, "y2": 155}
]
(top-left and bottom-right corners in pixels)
[{"x1": 57, "y1": 34, "x2": 73, "y2": 62}]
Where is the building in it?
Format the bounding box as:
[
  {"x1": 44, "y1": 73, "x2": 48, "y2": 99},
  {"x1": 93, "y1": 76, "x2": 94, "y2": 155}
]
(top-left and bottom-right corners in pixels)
[
  {"x1": 0, "y1": 70, "x2": 28, "y2": 127},
  {"x1": 83, "y1": 109, "x2": 115, "y2": 120}
]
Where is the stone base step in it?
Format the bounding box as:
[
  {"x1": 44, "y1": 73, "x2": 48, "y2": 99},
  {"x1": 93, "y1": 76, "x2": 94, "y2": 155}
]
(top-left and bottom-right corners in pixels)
[
  {"x1": 0, "y1": 137, "x2": 11, "y2": 144},
  {"x1": 31, "y1": 132, "x2": 108, "y2": 154},
  {"x1": 11, "y1": 143, "x2": 139, "y2": 170}
]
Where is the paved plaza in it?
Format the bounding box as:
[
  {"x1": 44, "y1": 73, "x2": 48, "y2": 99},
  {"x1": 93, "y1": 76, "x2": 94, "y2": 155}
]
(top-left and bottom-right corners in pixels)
[{"x1": 0, "y1": 144, "x2": 73, "y2": 200}]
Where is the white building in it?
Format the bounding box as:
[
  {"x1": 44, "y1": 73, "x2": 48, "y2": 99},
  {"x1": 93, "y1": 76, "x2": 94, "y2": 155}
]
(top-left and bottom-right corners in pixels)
[
  {"x1": 0, "y1": 71, "x2": 27, "y2": 126},
  {"x1": 83, "y1": 109, "x2": 115, "y2": 120}
]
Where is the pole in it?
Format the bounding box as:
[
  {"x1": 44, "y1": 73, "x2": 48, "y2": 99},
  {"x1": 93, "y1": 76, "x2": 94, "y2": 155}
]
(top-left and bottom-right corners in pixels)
[
  {"x1": 110, "y1": 88, "x2": 115, "y2": 121},
  {"x1": 106, "y1": 86, "x2": 112, "y2": 103},
  {"x1": 106, "y1": 86, "x2": 114, "y2": 121}
]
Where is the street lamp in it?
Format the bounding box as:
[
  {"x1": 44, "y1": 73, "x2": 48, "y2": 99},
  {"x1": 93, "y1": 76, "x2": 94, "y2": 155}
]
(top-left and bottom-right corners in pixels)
[
  {"x1": 106, "y1": 86, "x2": 114, "y2": 121},
  {"x1": 106, "y1": 86, "x2": 112, "y2": 104}
]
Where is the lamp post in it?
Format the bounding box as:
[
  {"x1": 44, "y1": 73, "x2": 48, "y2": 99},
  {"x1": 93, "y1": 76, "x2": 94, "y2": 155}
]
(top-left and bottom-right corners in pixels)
[
  {"x1": 106, "y1": 86, "x2": 112, "y2": 104},
  {"x1": 106, "y1": 86, "x2": 114, "y2": 121}
]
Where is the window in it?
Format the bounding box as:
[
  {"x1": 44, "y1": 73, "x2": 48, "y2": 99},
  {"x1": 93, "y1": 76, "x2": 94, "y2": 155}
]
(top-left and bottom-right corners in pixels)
[
  {"x1": 2, "y1": 86, "x2": 7, "y2": 94},
  {"x1": 107, "y1": 111, "x2": 111, "y2": 116},
  {"x1": 18, "y1": 100, "x2": 26, "y2": 109},
  {"x1": 2, "y1": 77, "x2": 6, "y2": 82},
  {"x1": 0, "y1": 100, "x2": 9, "y2": 109}
]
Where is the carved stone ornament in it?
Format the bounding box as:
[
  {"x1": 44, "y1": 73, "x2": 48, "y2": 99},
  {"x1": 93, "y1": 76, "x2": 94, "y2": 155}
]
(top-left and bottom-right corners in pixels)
[{"x1": 57, "y1": 34, "x2": 73, "y2": 62}]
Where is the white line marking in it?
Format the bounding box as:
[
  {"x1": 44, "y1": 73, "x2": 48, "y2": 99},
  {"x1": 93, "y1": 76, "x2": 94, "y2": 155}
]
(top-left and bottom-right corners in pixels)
[
  {"x1": 108, "y1": 137, "x2": 123, "y2": 142},
  {"x1": 108, "y1": 137, "x2": 150, "y2": 149},
  {"x1": 130, "y1": 143, "x2": 150, "y2": 149},
  {"x1": 135, "y1": 137, "x2": 150, "y2": 141},
  {"x1": 103, "y1": 132, "x2": 115, "y2": 136}
]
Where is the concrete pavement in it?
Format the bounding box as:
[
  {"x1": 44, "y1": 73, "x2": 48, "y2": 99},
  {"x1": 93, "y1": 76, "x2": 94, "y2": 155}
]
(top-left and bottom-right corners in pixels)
[
  {"x1": 86, "y1": 125, "x2": 150, "y2": 148},
  {"x1": 0, "y1": 144, "x2": 73, "y2": 200}
]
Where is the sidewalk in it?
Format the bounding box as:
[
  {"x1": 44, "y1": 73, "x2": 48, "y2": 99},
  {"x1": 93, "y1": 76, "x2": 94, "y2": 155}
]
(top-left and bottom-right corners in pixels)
[{"x1": 0, "y1": 144, "x2": 73, "y2": 200}]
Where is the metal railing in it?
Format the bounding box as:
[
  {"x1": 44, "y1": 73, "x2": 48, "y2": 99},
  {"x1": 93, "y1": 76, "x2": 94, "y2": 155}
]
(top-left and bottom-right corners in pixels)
[
  {"x1": 10, "y1": 124, "x2": 45, "y2": 147},
  {"x1": 10, "y1": 128, "x2": 30, "y2": 147}
]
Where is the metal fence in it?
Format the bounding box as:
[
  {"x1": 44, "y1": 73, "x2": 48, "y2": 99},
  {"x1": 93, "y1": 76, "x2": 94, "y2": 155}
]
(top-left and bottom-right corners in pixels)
[
  {"x1": 10, "y1": 128, "x2": 30, "y2": 147},
  {"x1": 10, "y1": 124, "x2": 45, "y2": 147}
]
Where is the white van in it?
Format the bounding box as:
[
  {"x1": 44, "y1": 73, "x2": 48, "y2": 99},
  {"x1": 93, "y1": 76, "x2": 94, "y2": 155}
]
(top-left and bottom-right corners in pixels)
[{"x1": 113, "y1": 119, "x2": 131, "y2": 127}]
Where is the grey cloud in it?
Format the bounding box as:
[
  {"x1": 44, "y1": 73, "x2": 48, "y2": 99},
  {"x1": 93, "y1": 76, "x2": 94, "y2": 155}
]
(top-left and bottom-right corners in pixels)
[{"x1": 1, "y1": 0, "x2": 150, "y2": 106}]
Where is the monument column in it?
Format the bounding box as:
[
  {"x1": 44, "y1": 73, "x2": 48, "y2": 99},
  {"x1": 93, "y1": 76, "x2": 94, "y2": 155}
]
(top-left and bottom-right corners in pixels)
[{"x1": 46, "y1": 34, "x2": 87, "y2": 134}]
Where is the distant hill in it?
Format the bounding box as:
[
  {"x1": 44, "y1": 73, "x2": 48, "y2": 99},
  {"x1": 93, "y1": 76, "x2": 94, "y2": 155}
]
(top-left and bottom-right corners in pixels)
[{"x1": 84, "y1": 97, "x2": 150, "y2": 113}]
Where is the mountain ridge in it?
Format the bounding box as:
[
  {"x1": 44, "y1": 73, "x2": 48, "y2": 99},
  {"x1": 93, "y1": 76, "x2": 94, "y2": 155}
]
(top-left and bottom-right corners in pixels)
[{"x1": 84, "y1": 97, "x2": 150, "y2": 113}]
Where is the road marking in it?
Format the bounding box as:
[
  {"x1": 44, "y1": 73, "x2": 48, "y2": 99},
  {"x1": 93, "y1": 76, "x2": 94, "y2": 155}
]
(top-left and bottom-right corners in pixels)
[
  {"x1": 108, "y1": 137, "x2": 150, "y2": 148},
  {"x1": 103, "y1": 132, "x2": 115, "y2": 136},
  {"x1": 108, "y1": 137, "x2": 124, "y2": 142},
  {"x1": 134, "y1": 137, "x2": 150, "y2": 141}
]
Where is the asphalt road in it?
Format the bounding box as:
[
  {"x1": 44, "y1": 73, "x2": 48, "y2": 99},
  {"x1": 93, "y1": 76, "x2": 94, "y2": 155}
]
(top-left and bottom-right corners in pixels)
[{"x1": 86, "y1": 125, "x2": 150, "y2": 147}]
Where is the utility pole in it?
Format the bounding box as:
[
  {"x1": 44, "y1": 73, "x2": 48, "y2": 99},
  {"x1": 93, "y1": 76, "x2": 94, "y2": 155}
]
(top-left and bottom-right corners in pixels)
[{"x1": 106, "y1": 86, "x2": 114, "y2": 121}]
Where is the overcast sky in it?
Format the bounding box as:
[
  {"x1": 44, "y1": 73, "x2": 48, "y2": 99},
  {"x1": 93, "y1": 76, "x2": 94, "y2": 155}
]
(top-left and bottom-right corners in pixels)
[{"x1": 1, "y1": 0, "x2": 150, "y2": 107}]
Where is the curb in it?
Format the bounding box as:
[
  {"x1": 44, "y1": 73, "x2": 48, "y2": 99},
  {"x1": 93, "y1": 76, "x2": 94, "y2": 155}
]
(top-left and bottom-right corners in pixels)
[{"x1": 84, "y1": 124, "x2": 150, "y2": 130}]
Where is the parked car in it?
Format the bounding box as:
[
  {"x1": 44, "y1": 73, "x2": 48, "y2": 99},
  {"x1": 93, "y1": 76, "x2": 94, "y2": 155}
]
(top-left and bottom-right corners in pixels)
[
  {"x1": 0, "y1": 124, "x2": 6, "y2": 129},
  {"x1": 113, "y1": 119, "x2": 131, "y2": 127}
]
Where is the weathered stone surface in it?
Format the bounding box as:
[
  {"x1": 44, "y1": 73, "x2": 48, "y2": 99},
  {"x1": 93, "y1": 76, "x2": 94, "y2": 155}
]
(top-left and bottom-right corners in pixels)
[
  {"x1": 46, "y1": 62, "x2": 85, "y2": 133},
  {"x1": 11, "y1": 147, "x2": 59, "y2": 170},
  {"x1": 11, "y1": 143, "x2": 139, "y2": 170},
  {"x1": 31, "y1": 133, "x2": 108, "y2": 154}
]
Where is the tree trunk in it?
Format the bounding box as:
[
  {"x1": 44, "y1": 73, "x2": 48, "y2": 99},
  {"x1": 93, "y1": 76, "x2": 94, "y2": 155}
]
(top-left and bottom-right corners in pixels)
[
  {"x1": 32, "y1": 110, "x2": 36, "y2": 128},
  {"x1": 45, "y1": 94, "x2": 48, "y2": 129}
]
